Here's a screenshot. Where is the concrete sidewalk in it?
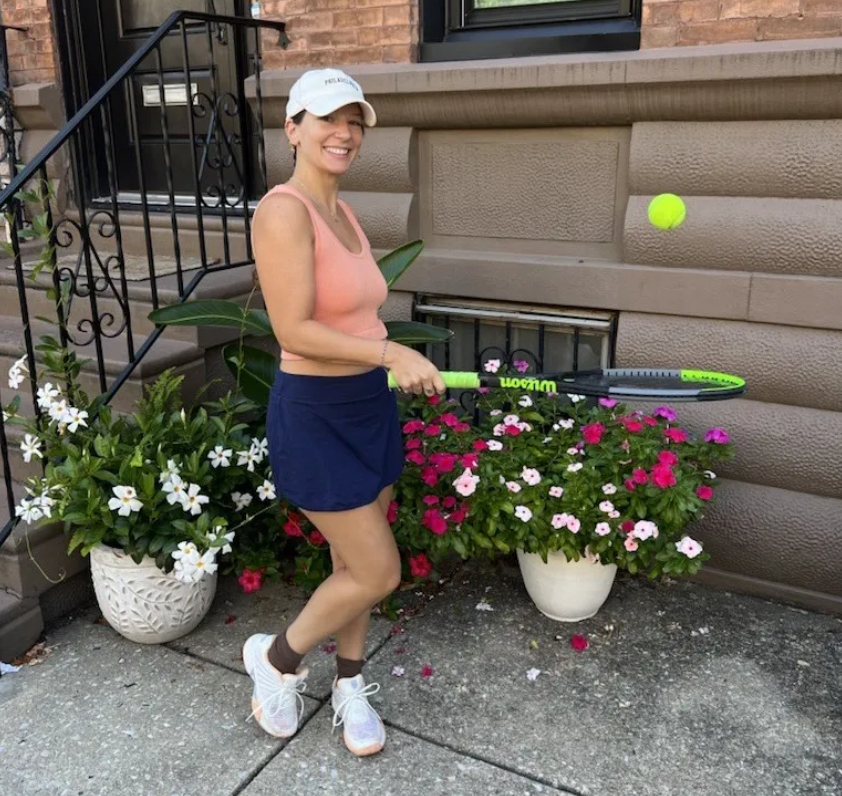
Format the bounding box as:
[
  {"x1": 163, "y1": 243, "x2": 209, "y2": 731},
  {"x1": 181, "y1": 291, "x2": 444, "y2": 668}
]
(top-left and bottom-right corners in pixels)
[{"x1": 1, "y1": 557, "x2": 840, "y2": 796}]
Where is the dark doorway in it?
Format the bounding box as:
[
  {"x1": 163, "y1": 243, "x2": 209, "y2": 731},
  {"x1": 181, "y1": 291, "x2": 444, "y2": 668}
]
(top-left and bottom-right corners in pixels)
[{"x1": 57, "y1": 0, "x2": 257, "y2": 205}]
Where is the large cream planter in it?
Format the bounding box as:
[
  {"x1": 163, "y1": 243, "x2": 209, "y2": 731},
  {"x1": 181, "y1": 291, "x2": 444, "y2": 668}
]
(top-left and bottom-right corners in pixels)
[
  {"x1": 516, "y1": 549, "x2": 618, "y2": 622},
  {"x1": 90, "y1": 543, "x2": 217, "y2": 644}
]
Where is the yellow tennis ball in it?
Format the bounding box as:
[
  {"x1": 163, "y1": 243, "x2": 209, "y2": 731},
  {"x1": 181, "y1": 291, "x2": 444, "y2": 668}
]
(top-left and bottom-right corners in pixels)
[{"x1": 647, "y1": 193, "x2": 686, "y2": 230}]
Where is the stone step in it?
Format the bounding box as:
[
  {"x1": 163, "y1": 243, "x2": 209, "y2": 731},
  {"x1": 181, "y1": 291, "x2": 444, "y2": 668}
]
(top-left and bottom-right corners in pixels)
[
  {"x1": 0, "y1": 247, "x2": 258, "y2": 350},
  {"x1": 0, "y1": 589, "x2": 42, "y2": 662},
  {"x1": 0, "y1": 313, "x2": 207, "y2": 421}
]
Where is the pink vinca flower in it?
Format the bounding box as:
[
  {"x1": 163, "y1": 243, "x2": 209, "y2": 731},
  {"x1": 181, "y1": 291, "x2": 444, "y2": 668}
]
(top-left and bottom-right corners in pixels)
[
  {"x1": 664, "y1": 428, "x2": 689, "y2": 444},
  {"x1": 421, "y1": 467, "x2": 439, "y2": 487},
  {"x1": 422, "y1": 495, "x2": 440, "y2": 506},
  {"x1": 582, "y1": 422, "x2": 605, "y2": 445},
  {"x1": 429, "y1": 452, "x2": 459, "y2": 473},
  {"x1": 453, "y1": 468, "x2": 480, "y2": 497},
  {"x1": 704, "y1": 427, "x2": 730, "y2": 444},
  {"x1": 421, "y1": 508, "x2": 448, "y2": 535},
  {"x1": 521, "y1": 467, "x2": 542, "y2": 486},
  {"x1": 551, "y1": 513, "x2": 569, "y2": 530},
  {"x1": 549, "y1": 486, "x2": 564, "y2": 498},
  {"x1": 675, "y1": 536, "x2": 703, "y2": 558},
  {"x1": 409, "y1": 553, "x2": 433, "y2": 579},
  {"x1": 624, "y1": 536, "x2": 639, "y2": 552},
  {"x1": 599, "y1": 397, "x2": 618, "y2": 409},
  {"x1": 439, "y1": 413, "x2": 461, "y2": 428},
  {"x1": 632, "y1": 520, "x2": 658, "y2": 540},
  {"x1": 513, "y1": 359, "x2": 530, "y2": 373},
  {"x1": 653, "y1": 405, "x2": 677, "y2": 422},
  {"x1": 442, "y1": 496, "x2": 457, "y2": 509},
  {"x1": 696, "y1": 485, "x2": 714, "y2": 501},
  {"x1": 404, "y1": 437, "x2": 422, "y2": 451},
  {"x1": 473, "y1": 439, "x2": 489, "y2": 452},
  {"x1": 566, "y1": 516, "x2": 581, "y2": 533},
  {"x1": 595, "y1": 522, "x2": 612, "y2": 536},
  {"x1": 405, "y1": 450, "x2": 426, "y2": 466},
  {"x1": 484, "y1": 359, "x2": 501, "y2": 373},
  {"x1": 403, "y1": 419, "x2": 425, "y2": 435}
]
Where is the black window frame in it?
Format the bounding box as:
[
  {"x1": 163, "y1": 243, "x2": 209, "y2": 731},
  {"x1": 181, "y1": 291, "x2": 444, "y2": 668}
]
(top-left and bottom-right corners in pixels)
[{"x1": 420, "y1": 0, "x2": 642, "y2": 63}]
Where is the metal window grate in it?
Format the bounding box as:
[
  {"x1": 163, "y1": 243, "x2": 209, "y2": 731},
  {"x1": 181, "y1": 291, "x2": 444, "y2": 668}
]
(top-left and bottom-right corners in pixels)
[{"x1": 414, "y1": 295, "x2": 616, "y2": 375}]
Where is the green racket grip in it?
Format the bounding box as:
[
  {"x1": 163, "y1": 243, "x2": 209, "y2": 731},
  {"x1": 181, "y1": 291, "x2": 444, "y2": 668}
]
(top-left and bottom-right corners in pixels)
[
  {"x1": 679, "y1": 369, "x2": 746, "y2": 391},
  {"x1": 387, "y1": 371, "x2": 482, "y2": 390}
]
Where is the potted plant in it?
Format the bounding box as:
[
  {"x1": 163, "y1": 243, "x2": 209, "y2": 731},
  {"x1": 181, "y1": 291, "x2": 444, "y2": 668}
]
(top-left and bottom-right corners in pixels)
[
  {"x1": 6, "y1": 338, "x2": 284, "y2": 644},
  {"x1": 460, "y1": 358, "x2": 734, "y2": 621}
]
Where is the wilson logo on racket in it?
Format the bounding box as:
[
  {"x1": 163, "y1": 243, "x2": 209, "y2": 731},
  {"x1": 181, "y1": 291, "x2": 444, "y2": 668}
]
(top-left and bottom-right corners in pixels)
[{"x1": 498, "y1": 377, "x2": 558, "y2": 392}]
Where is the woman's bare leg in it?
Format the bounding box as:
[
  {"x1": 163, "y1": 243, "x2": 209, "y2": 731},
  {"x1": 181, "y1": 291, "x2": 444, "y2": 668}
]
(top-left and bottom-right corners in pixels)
[
  {"x1": 331, "y1": 486, "x2": 394, "y2": 661},
  {"x1": 284, "y1": 488, "x2": 400, "y2": 656}
]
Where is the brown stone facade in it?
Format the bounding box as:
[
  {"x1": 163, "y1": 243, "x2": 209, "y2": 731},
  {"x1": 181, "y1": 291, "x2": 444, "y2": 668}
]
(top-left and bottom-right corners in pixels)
[{"x1": 250, "y1": 40, "x2": 842, "y2": 614}]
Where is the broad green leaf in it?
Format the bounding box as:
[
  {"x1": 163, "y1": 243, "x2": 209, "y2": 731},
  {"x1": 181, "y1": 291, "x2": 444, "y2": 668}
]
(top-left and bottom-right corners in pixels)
[
  {"x1": 377, "y1": 240, "x2": 424, "y2": 287},
  {"x1": 385, "y1": 321, "x2": 452, "y2": 345},
  {"x1": 223, "y1": 343, "x2": 277, "y2": 405},
  {"x1": 148, "y1": 300, "x2": 274, "y2": 337}
]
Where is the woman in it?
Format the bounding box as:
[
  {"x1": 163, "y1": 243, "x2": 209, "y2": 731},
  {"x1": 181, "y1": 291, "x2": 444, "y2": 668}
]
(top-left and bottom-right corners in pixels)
[{"x1": 243, "y1": 68, "x2": 445, "y2": 758}]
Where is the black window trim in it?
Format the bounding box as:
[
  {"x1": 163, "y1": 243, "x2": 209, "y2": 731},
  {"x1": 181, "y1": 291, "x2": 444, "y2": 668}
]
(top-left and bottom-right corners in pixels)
[{"x1": 420, "y1": 0, "x2": 642, "y2": 63}]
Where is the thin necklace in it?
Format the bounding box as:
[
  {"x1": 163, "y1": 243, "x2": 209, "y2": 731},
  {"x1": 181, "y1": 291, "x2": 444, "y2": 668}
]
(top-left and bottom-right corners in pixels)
[{"x1": 290, "y1": 177, "x2": 340, "y2": 222}]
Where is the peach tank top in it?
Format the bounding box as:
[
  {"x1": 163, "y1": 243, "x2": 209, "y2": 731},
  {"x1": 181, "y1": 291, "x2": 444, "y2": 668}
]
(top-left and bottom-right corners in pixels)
[{"x1": 254, "y1": 183, "x2": 388, "y2": 362}]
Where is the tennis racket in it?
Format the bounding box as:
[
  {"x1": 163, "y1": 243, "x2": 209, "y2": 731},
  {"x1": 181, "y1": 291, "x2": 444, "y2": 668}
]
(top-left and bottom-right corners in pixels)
[{"x1": 388, "y1": 368, "x2": 745, "y2": 402}]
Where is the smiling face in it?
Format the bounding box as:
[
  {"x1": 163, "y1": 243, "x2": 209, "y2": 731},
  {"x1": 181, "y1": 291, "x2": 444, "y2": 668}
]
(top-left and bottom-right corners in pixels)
[{"x1": 286, "y1": 103, "x2": 365, "y2": 177}]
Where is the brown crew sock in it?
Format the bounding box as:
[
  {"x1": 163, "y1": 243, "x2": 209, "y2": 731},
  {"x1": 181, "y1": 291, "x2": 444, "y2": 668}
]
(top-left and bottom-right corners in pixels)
[
  {"x1": 267, "y1": 627, "x2": 304, "y2": 675},
  {"x1": 336, "y1": 655, "x2": 365, "y2": 680}
]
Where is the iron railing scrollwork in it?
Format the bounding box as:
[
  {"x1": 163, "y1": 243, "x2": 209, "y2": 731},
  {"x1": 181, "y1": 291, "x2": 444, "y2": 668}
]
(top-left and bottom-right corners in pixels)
[{"x1": 0, "y1": 11, "x2": 288, "y2": 550}]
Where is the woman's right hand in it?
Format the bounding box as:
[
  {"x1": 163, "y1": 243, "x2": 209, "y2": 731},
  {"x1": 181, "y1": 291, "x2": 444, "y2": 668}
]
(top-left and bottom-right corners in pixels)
[{"x1": 383, "y1": 342, "x2": 446, "y2": 397}]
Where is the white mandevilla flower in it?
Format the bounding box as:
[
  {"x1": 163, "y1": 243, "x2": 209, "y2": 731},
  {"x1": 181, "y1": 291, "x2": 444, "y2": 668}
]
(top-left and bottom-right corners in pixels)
[
  {"x1": 549, "y1": 486, "x2": 563, "y2": 498},
  {"x1": 162, "y1": 474, "x2": 187, "y2": 505},
  {"x1": 566, "y1": 447, "x2": 580, "y2": 456},
  {"x1": 20, "y1": 434, "x2": 43, "y2": 463},
  {"x1": 208, "y1": 445, "x2": 233, "y2": 468},
  {"x1": 602, "y1": 483, "x2": 617, "y2": 495},
  {"x1": 633, "y1": 520, "x2": 659, "y2": 540},
  {"x1": 172, "y1": 541, "x2": 198, "y2": 561},
  {"x1": 453, "y1": 468, "x2": 480, "y2": 497},
  {"x1": 64, "y1": 407, "x2": 88, "y2": 433},
  {"x1": 526, "y1": 668, "x2": 541, "y2": 682},
  {"x1": 15, "y1": 498, "x2": 44, "y2": 524},
  {"x1": 181, "y1": 483, "x2": 209, "y2": 515},
  {"x1": 599, "y1": 500, "x2": 615, "y2": 513},
  {"x1": 180, "y1": 408, "x2": 187, "y2": 424},
  {"x1": 514, "y1": 505, "x2": 533, "y2": 522},
  {"x1": 36, "y1": 382, "x2": 61, "y2": 409},
  {"x1": 675, "y1": 536, "x2": 702, "y2": 558},
  {"x1": 505, "y1": 481, "x2": 522, "y2": 493},
  {"x1": 567, "y1": 462, "x2": 583, "y2": 473},
  {"x1": 595, "y1": 522, "x2": 612, "y2": 536},
  {"x1": 237, "y1": 448, "x2": 259, "y2": 473},
  {"x1": 250, "y1": 437, "x2": 269, "y2": 463},
  {"x1": 231, "y1": 491, "x2": 253, "y2": 511},
  {"x1": 220, "y1": 531, "x2": 235, "y2": 555},
  {"x1": 48, "y1": 399, "x2": 68, "y2": 425},
  {"x1": 567, "y1": 394, "x2": 586, "y2": 403},
  {"x1": 554, "y1": 418, "x2": 575, "y2": 431},
  {"x1": 542, "y1": 437, "x2": 552, "y2": 444},
  {"x1": 486, "y1": 440, "x2": 503, "y2": 451},
  {"x1": 108, "y1": 485, "x2": 143, "y2": 517},
  {"x1": 173, "y1": 549, "x2": 217, "y2": 583},
  {"x1": 257, "y1": 480, "x2": 276, "y2": 501},
  {"x1": 518, "y1": 395, "x2": 533, "y2": 408},
  {"x1": 159, "y1": 459, "x2": 180, "y2": 485}
]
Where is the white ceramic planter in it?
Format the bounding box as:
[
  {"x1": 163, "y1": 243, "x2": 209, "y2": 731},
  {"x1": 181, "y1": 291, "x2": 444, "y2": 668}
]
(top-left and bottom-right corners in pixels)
[
  {"x1": 516, "y1": 549, "x2": 618, "y2": 622},
  {"x1": 90, "y1": 543, "x2": 217, "y2": 644}
]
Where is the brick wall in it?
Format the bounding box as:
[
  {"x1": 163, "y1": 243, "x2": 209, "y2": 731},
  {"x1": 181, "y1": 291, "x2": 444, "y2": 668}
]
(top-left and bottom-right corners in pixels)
[
  {"x1": 258, "y1": 0, "x2": 417, "y2": 69},
  {"x1": 642, "y1": 0, "x2": 842, "y2": 49},
  {"x1": 1, "y1": 0, "x2": 57, "y2": 86}
]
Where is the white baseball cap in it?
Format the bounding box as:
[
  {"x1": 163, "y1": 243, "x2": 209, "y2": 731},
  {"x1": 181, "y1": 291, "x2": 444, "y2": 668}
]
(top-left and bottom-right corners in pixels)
[{"x1": 285, "y1": 68, "x2": 377, "y2": 127}]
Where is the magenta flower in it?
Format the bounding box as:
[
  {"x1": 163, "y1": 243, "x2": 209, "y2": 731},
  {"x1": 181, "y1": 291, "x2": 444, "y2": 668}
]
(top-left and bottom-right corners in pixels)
[
  {"x1": 696, "y1": 485, "x2": 714, "y2": 501},
  {"x1": 513, "y1": 359, "x2": 530, "y2": 373},
  {"x1": 704, "y1": 427, "x2": 730, "y2": 444},
  {"x1": 664, "y1": 428, "x2": 689, "y2": 444},
  {"x1": 582, "y1": 422, "x2": 605, "y2": 445},
  {"x1": 599, "y1": 397, "x2": 618, "y2": 408},
  {"x1": 653, "y1": 405, "x2": 677, "y2": 422}
]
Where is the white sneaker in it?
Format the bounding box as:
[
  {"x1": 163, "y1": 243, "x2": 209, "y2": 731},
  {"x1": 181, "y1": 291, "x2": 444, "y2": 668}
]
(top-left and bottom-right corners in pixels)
[
  {"x1": 242, "y1": 633, "x2": 308, "y2": 738},
  {"x1": 331, "y1": 673, "x2": 386, "y2": 757}
]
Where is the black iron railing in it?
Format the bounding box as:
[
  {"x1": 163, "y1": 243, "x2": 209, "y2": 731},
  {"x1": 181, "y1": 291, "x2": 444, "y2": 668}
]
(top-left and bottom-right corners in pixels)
[
  {"x1": 0, "y1": 23, "x2": 27, "y2": 235},
  {"x1": 0, "y1": 11, "x2": 287, "y2": 549}
]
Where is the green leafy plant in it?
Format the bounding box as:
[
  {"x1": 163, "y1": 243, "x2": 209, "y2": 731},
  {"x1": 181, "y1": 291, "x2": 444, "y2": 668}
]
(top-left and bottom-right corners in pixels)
[{"x1": 147, "y1": 240, "x2": 452, "y2": 405}]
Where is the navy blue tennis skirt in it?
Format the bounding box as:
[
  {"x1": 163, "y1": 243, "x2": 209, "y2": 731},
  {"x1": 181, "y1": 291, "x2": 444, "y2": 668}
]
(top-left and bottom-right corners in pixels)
[{"x1": 266, "y1": 367, "x2": 404, "y2": 512}]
